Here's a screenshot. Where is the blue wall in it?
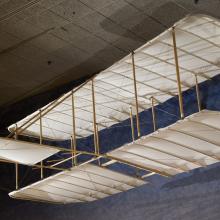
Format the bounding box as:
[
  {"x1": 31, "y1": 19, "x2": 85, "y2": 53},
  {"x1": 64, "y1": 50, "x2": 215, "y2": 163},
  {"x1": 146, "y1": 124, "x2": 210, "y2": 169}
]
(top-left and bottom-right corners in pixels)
[{"x1": 1, "y1": 74, "x2": 220, "y2": 219}]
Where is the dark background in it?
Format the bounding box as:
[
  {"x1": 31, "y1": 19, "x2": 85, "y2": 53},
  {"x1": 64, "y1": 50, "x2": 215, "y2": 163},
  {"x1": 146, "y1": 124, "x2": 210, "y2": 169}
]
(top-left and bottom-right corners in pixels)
[{"x1": 0, "y1": 74, "x2": 220, "y2": 220}]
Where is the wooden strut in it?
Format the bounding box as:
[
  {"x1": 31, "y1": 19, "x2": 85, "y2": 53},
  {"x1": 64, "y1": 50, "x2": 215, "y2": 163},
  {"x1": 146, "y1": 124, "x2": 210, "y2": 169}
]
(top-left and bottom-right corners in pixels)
[
  {"x1": 71, "y1": 91, "x2": 77, "y2": 166},
  {"x1": 15, "y1": 163, "x2": 18, "y2": 190},
  {"x1": 96, "y1": 123, "x2": 100, "y2": 155},
  {"x1": 8, "y1": 74, "x2": 98, "y2": 139},
  {"x1": 0, "y1": 149, "x2": 171, "y2": 178},
  {"x1": 70, "y1": 137, "x2": 75, "y2": 167},
  {"x1": 172, "y1": 27, "x2": 184, "y2": 119},
  {"x1": 131, "y1": 51, "x2": 141, "y2": 137},
  {"x1": 195, "y1": 74, "x2": 201, "y2": 112},
  {"x1": 91, "y1": 79, "x2": 98, "y2": 155},
  {"x1": 151, "y1": 97, "x2": 157, "y2": 131},
  {"x1": 15, "y1": 124, "x2": 18, "y2": 190},
  {"x1": 96, "y1": 123, "x2": 101, "y2": 166},
  {"x1": 51, "y1": 153, "x2": 81, "y2": 167},
  {"x1": 39, "y1": 110, "x2": 43, "y2": 179},
  {"x1": 130, "y1": 107, "x2": 135, "y2": 142}
]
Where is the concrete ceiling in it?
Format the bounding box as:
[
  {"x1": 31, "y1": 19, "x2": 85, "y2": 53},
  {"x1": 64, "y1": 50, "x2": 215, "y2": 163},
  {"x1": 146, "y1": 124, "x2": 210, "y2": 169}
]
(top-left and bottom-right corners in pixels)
[{"x1": 0, "y1": 0, "x2": 219, "y2": 126}]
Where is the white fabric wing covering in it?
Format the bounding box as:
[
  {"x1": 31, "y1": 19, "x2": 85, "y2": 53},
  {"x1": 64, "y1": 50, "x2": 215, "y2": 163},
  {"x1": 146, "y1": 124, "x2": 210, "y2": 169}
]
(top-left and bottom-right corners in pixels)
[
  {"x1": 0, "y1": 138, "x2": 59, "y2": 165},
  {"x1": 8, "y1": 15, "x2": 220, "y2": 140},
  {"x1": 9, "y1": 164, "x2": 146, "y2": 204},
  {"x1": 107, "y1": 110, "x2": 220, "y2": 176}
]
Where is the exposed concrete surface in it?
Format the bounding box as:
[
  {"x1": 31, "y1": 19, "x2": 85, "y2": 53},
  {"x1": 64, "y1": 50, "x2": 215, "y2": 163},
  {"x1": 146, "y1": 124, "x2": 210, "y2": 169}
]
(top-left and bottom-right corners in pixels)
[{"x1": 0, "y1": 0, "x2": 219, "y2": 117}]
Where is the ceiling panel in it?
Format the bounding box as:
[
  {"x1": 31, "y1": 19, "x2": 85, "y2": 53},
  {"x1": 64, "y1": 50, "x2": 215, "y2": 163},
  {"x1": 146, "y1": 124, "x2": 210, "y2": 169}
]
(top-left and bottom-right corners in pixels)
[{"x1": 0, "y1": 0, "x2": 219, "y2": 112}]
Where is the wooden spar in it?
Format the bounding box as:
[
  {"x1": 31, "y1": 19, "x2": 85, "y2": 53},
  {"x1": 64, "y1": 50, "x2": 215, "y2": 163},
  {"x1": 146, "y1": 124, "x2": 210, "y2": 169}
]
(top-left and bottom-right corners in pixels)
[
  {"x1": 129, "y1": 107, "x2": 135, "y2": 141},
  {"x1": 71, "y1": 91, "x2": 77, "y2": 166},
  {"x1": 96, "y1": 123, "x2": 101, "y2": 166},
  {"x1": 39, "y1": 110, "x2": 43, "y2": 179},
  {"x1": 15, "y1": 124, "x2": 18, "y2": 190},
  {"x1": 151, "y1": 97, "x2": 157, "y2": 131},
  {"x1": 172, "y1": 27, "x2": 184, "y2": 119},
  {"x1": 195, "y1": 74, "x2": 201, "y2": 112},
  {"x1": 131, "y1": 51, "x2": 141, "y2": 137},
  {"x1": 91, "y1": 80, "x2": 98, "y2": 154},
  {"x1": 8, "y1": 74, "x2": 98, "y2": 139}
]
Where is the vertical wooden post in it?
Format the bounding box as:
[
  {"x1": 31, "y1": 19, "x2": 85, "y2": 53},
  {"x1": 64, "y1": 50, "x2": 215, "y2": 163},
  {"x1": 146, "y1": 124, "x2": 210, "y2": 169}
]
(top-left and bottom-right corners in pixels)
[
  {"x1": 15, "y1": 163, "x2": 18, "y2": 190},
  {"x1": 130, "y1": 107, "x2": 135, "y2": 142},
  {"x1": 96, "y1": 123, "x2": 101, "y2": 166},
  {"x1": 15, "y1": 124, "x2": 18, "y2": 140},
  {"x1": 151, "y1": 97, "x2": 157, "y2": 131},
  {"x1": 91, "y1": 80, "x2": 98, "y2": 154},
  {"x1": 96, "y1": 123, "x2": 100, "y2": 155},
  {"x1": 71, "y1": 91, "x2": 77, "y2": 166},
  {"x1": 70, "y1": 136, "x2": 77, "y2": 166},
  {"x1": 172, "y1": 27, "x2": 184, "y2": 119},
  {"x1": 195, "y1": 74, "x2": 201, "y2": 112},
  {"x1": 131, "y1": 51, "x2": 141, "y2": 137},
  {"x1": 39, "y1": 110, "x2": 43, "y2": 179},
  {"x1": 15, "y1": 124, "x2": 18, "y2": 190}
]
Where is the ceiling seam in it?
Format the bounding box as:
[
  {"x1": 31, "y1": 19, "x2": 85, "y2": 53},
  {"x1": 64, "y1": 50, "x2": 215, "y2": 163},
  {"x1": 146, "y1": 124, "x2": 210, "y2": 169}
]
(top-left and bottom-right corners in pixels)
[{"x1": 0, "y1": 0, "x2": 43, "y2": 23}]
